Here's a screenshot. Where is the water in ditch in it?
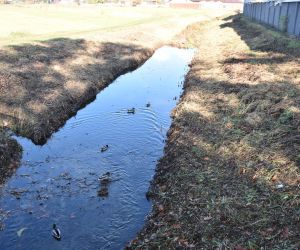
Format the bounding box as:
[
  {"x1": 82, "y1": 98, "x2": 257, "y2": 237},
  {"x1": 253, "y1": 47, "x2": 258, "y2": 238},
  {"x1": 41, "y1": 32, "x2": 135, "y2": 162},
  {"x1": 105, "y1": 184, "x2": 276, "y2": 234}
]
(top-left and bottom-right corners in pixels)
[{"x1": 0, "y1": 46, "x2": 194, "y2": 249}]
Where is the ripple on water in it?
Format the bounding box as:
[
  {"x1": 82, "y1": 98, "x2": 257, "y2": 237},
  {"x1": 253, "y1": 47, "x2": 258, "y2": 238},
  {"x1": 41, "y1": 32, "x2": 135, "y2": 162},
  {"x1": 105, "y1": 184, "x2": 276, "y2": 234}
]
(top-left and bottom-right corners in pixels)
[{"x1": 0, "y1": 46, "x2": 195, "y2": 250}]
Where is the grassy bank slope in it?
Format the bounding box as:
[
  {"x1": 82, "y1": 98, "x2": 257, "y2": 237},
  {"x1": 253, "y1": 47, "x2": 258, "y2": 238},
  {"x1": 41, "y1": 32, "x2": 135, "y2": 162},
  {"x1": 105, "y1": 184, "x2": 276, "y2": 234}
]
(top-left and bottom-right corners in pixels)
[
  {"x1": 0, "y1": 6, "x2": 228, "y2": 144},
  {"x1": 130, "y1": 15, "x2": 300, "y2": 249},
  {"x1": 0, "y1": 40, "x2": 154, "y2": 144},
  {"x1": 0, "y1": 5, "x2": 230, "y2": 182}
]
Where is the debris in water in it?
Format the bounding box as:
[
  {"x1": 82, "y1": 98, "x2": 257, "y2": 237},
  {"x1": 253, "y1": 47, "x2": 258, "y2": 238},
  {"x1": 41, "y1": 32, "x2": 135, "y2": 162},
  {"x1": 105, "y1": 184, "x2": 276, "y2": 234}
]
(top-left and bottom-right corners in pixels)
[
  {"x1": 10, "y1": 189, "x2": 27, "y2": 200},
  {"x1": 17, "y1": 227, "x2": 27, "y2": 237},
  {"x1": 127, "y1": 108, "x2": 135, "y2": 114},
  {"x1": 100, "y1": 145, "x2": 109, "y2": 152},
  {"x1": 146, "y1": 102, "x2": 151, "y2": 107},
  {"x1": 98, "y1": 172, "x2": 112, "y2": 197},
  {"x1": 45, "y1": 156, "x2": 50, "y2": 163},
  {"x1": 98, "y1": 172, "x2": 111, "y2": 185},
  {"x1": 98, "y1": 187, "x2": 109, "y2": 197}
]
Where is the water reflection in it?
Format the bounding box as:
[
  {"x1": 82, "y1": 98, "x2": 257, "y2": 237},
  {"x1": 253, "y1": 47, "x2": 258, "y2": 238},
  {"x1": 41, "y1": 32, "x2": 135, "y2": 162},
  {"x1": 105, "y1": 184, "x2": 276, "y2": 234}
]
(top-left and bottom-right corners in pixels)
[{"x1": 0, "y1": 46, "x2": 194, "y2": 249}]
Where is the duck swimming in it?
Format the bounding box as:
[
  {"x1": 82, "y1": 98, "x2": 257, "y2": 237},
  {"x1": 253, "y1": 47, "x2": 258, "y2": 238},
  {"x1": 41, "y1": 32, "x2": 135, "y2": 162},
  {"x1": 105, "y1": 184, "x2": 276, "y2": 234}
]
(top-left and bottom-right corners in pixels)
[
  {"x1": 100, "y1": 145, "x2": 109, "y2": 152},
  {"x1": 52, "y1": 224, "x2": 61, "y2": 240},
  {"x1": 127, "y1": 108, "x2": 135, "y2": 114}
]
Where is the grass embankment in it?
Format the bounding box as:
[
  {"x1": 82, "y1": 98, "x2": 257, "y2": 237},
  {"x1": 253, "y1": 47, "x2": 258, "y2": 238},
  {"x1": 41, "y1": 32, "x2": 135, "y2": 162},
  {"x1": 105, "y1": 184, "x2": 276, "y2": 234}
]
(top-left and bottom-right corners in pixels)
[
  {"x1": 0, "y1": 5, "x2": 229, "y2": 181},
  {"x1": 0, "y1": 6, "x2": 224, "y2": 144},
  {"x1": 130, "y1": 15, "x2": 300, "y2": 249},
  {"x1": 0, "y1": 40, "x2": 154, "y2": 144}
]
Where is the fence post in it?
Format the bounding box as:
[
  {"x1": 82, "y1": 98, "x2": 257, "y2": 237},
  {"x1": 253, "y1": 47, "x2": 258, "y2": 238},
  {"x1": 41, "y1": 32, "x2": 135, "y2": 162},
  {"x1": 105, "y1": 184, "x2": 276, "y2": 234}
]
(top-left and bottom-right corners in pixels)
[{"x1": 293, "y1": 2, "x2": 300, "y2": 35}]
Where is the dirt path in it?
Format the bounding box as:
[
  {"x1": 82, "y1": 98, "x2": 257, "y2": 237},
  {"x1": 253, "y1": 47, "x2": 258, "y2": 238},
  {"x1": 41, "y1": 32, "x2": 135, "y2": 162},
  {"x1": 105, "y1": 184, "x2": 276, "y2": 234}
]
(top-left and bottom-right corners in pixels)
[{"x1": 129, "y1": 15, "x2": 300, "y2": 249}]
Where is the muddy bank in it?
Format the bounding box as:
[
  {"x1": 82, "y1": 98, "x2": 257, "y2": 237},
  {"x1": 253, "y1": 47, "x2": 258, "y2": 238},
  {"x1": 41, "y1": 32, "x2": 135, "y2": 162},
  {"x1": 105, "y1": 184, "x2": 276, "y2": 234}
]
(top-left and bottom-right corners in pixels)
[
  {"x1": 0, "y1": 131, "x2": 22, "y2": 184},
  {"x1": 130, "y1": 15, "x2": 300, "y2": 248}
]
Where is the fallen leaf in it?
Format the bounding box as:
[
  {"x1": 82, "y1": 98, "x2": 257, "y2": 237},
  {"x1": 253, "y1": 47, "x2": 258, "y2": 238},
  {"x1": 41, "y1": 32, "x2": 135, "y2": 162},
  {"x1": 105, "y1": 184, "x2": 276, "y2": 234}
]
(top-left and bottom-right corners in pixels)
[
  {"x1": 244, "y1": 231, "x2": 251, "y2": 236},
  {"x1": 17, "y1": 227, "x2": 27, "y2": 237},
  {"x1": 276, "y1": 184, "x2": 284, "y2": 189},
  {"x1": 130, "y1": 239, "x2": 138, "y2": 244},
  {"x1": 239, "y1": 168, "x2": 246, "y2": 175},
  {"x1": 179, "y1": 239, "x2": 189, "y2": 246},
  {"x1": 271, "y1": 174, "x2": 278, "y2": 182},
  {"x1": 225, "y1": 122, "x2": 233, "y2": 129},
  {"x1": 203, "y1": 216, "x2": 212, "y2": 221}
]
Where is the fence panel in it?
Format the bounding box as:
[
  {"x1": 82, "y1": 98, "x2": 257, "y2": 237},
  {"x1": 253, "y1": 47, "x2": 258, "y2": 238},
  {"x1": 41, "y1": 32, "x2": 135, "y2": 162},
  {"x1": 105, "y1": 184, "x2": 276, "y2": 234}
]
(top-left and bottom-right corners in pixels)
[{"x1": 243, "y1": 1, "x2": 300, "y2": 37}]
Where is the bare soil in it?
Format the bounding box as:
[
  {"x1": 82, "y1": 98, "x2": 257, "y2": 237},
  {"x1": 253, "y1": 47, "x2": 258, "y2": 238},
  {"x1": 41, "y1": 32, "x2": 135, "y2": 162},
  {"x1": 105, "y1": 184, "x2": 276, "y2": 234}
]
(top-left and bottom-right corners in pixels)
[{"x1": 129, "y1": 15, "x2": 300, "y2": 249}]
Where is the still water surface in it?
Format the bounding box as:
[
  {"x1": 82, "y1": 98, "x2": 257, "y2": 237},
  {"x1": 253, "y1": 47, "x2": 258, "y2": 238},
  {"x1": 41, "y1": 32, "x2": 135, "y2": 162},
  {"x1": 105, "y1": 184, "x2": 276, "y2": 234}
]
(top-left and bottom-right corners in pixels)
[{"x1": 0, "y1": 46, "x2": 194, "y2": 249}]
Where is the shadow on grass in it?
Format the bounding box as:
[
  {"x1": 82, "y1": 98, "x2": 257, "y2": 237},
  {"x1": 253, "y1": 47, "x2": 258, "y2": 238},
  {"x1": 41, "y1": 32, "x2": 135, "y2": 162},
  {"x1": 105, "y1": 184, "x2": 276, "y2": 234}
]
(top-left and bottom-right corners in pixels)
[
  {"x1": 220, "y1": 15, "x2": 300, "y2": 57},
  {"x1": 0, "y1": 37, "x2": 152, "y2": 145},
  {"x1": 134, "y1": 15, "x2": 300, "y2": 249},
  {"x1": 146, "y1": 80, "x2": 300, "y2": 248}
]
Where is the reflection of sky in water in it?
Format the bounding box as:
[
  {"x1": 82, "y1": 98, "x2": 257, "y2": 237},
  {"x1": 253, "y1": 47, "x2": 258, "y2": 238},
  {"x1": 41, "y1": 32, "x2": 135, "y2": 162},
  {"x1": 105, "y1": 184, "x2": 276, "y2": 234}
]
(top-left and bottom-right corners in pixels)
[{"x1": 0, "y1": 46, "x2": 194, "y2": 250}]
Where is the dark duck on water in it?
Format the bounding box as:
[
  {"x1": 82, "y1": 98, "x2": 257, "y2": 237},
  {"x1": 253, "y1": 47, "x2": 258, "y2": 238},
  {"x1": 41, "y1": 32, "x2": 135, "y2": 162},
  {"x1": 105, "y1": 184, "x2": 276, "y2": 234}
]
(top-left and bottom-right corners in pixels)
[
  {"x1": 52, "y1": 224, "x2": 61, "y2": 240},
  {"x1": 127, "y1": 108, "x2": 135, "y2": 114},
  {"x1": 101, "y1": 145, "x2": 109, "y2": 152}
]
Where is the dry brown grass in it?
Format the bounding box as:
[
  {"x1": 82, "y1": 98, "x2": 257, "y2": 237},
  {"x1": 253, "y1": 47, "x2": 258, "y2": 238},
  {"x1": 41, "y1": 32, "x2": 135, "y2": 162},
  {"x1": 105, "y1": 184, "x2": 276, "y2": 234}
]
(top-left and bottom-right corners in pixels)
[
  {"x1": 129, "y1": 15, "x2": 300, "y2": 249},
  {"x1": 0, "y1": 6, "x2": 232, "y2": 184},
  {"x1": 0, "y1": 8, "x2": 229, "y2": 144},
  {"x1": 0, "y1": 39, "x2": 153, "y2": 144}
]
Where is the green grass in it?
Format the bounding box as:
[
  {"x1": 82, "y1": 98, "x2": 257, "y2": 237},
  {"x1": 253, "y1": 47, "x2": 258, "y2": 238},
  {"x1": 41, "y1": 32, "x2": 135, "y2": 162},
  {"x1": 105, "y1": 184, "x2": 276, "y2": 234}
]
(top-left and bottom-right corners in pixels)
[
  {"x1": 242, "y1": 16, "x2": 300, "y2": 50},
  {"x1": 0, "y1": 4, "x2": 208, "y2": 46}
]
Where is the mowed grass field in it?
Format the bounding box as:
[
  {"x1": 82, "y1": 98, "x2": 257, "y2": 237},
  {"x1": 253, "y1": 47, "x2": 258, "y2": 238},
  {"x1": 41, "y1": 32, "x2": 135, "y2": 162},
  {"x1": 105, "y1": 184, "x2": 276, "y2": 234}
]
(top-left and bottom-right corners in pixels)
[{"x1": 0, "y1": 4, "x2": 213, "y2": 46}]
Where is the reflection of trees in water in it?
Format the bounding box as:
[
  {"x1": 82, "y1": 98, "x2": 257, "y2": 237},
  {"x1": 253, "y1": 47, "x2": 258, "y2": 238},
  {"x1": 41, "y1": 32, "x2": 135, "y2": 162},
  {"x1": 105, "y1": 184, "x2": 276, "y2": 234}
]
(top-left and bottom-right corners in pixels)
[{"x1": 0, "y1": 131, "x2": 22, "y2": 185}]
